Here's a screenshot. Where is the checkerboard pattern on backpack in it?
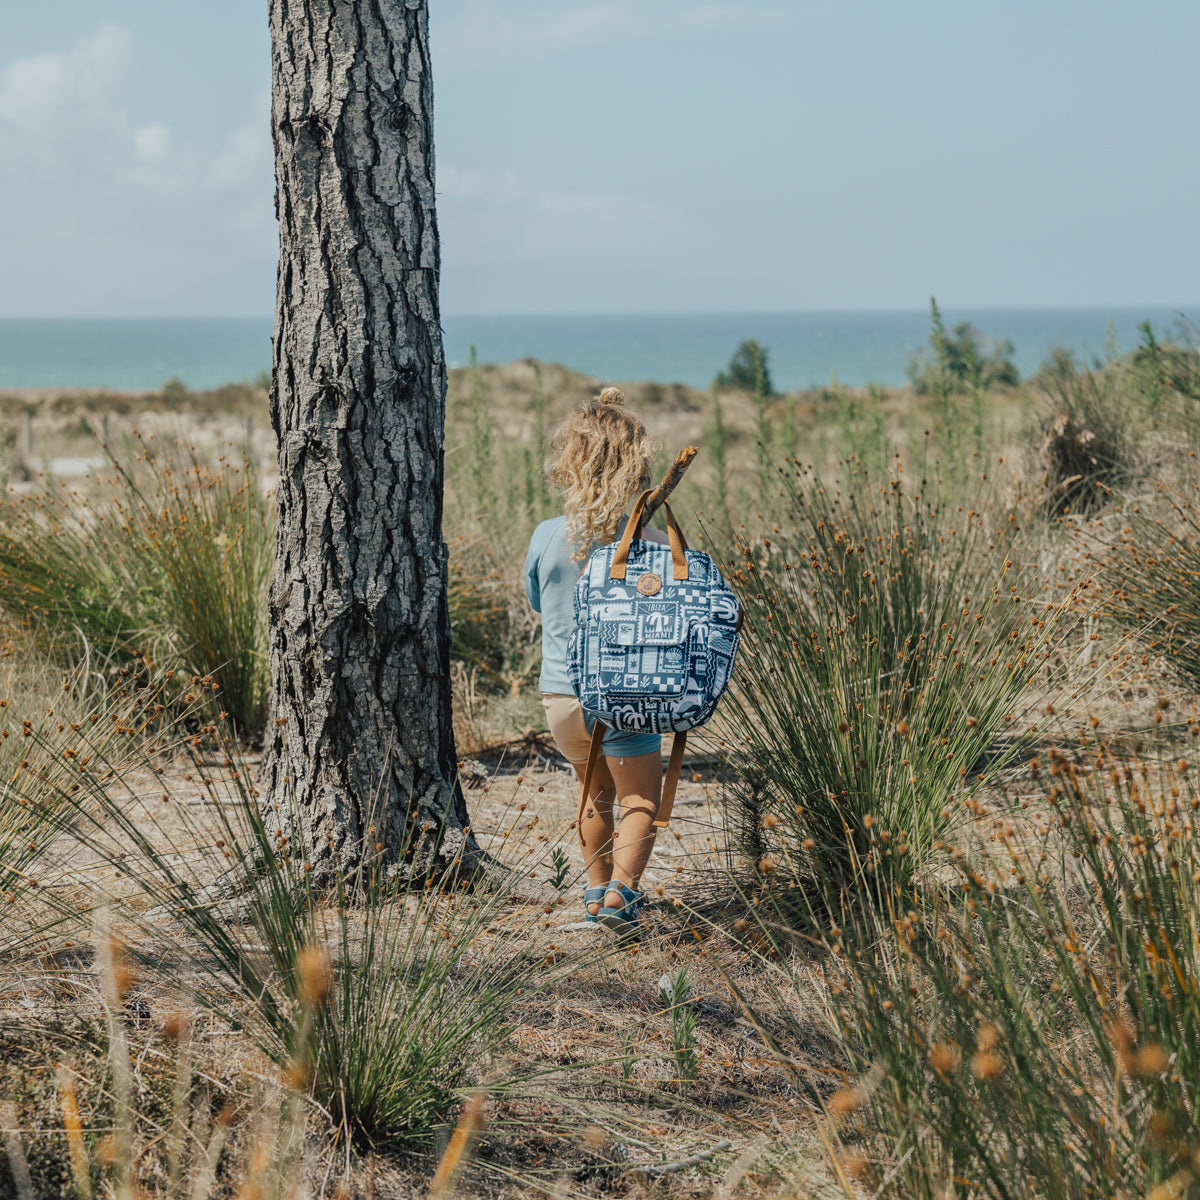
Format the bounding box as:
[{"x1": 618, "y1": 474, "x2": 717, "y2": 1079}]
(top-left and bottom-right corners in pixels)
[{"x1": 568, "y1": 537, "x2": 741, "y2": 734}]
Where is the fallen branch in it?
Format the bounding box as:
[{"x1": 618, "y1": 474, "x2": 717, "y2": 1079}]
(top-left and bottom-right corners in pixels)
[{"x1": 626, "y1": 1138, "x2": 733, "y2": 1180}]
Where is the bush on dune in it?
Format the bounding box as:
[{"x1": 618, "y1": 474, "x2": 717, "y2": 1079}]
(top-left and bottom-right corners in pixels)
[
  {"x1": 15, "y1": 697, "x2": 562, "y2": 1151},
  {"x1": 906, "y1": 299, "x2": 1020, "y2": 396},
  {"x1": 732, "y1": 743, "x2": 1200, "y2": 1198},
  {"x1": 719, "y1": 460, "x2": 1075, "y2": 900},
  {"x1": 1094, "y1": 485, "x2": 1200, "y2": 695},
  {"x1": 1032, "y1": 348, "x2": 1134, "y2": 517},
  {"x1": 0, "y1": 434, "x2": 273, "y2": 737}
]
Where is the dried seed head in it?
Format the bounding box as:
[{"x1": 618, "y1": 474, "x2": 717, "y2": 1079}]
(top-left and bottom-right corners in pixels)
[
  {"x1": 296, "y1": 946, "x2": 332, "y2": 1008},
  {"x1": 977, "y1": 1022, "x2": 1001, "y2": 1052},
  {"x1": 107, "y1": 938, "x2": 136, "y2": 1000},
  {"x1": 828, "y1": 1088, "x2": 861, "y2": 1115},
  {"x1": 840, "y1": 1150, "x2": 871, "y2": 1180},
  {"x1": 928, "y1": 1042, "x2": 961, "y2": 1079},
  {"x1": 283, "y1": 1061, "x2": 310, "y2": 1090},
  {"x1": 161, "y1": 1013, "x2": 186, "y2": 1044},
  {"x1": 1134, "y1": 1044, "x2": 1169, "y2": 1076},
  {"x1": 970, "y1": 1051, "x2": 1004, "y2": 1081},
  {"x1": 762, "y1": 813, "x2": 779, "y2": 829}
]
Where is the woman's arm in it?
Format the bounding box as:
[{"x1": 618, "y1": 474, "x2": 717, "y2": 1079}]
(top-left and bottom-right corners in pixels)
[{"x1": 523, "y1": 536, "x2": 542, "y2": 611}]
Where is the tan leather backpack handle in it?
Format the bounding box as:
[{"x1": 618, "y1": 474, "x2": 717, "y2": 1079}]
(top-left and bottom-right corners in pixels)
[
  {"x1": 609, "y1": 490, "x2": 651, "y2": 580},
  {"x1": 610, "y1": 490, "x2": 689, "y2": 581},
  {"x1": 661, "y1": 500, "x2": 689, "y2": 580}
]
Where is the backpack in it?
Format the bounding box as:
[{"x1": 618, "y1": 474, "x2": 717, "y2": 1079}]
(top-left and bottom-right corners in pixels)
[{"x1": 568, "y1": 489, "x2": 741, "y2": 837}]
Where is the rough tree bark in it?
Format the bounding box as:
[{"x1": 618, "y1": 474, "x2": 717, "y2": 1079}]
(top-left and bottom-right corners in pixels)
[{"x1": 266, "y1": 0, "x2": 476, "y2": 884}]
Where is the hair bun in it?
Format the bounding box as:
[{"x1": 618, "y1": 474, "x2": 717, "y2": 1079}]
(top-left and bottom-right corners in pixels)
[{"x1": 596, "y1": 386, "x2": 625, "y2": 407}]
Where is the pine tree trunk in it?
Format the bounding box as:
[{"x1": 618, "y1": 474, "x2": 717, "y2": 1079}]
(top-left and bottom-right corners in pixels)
[{"x1": 266, "y1": 0, "x2": 476, "y2": 884}]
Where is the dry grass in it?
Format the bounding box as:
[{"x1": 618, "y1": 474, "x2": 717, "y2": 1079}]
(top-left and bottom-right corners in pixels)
[{"x1": 1, "y1": 351, "x2": 1198, "y2": 1197}]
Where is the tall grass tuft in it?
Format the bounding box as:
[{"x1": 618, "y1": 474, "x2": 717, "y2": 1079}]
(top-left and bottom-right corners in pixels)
[
  {"x1": 737, "y1": 743, "x2": 1200, "y2": 1198},
  {"x1": 21, "y1": 700, "x2": 558, "y2": 1148},
  {"x1": 0, "y1": 434, "x2": 272, "y2": 735},
  {"x1": 704, "y1": 383, "x2": 731, "y2": 528},
  {"x1": 0, "y1": 637, "x2": 165, "y2": 966},
  {"x1": 1133, "y1": 318, "x2": 1200, "y2": 439},
  {"x1": 1096, "y1": 485, "x2": 1200, "y2": 694},
  {"x1": 720, "y1": 460, "x2": 1073, "y2": 897},
  {"x1": 1033, "y1": 350, "x2": 1134, "y2": 516},
  {"x1": 467, "y1": 345, "x2": 497, "y2": 520}
]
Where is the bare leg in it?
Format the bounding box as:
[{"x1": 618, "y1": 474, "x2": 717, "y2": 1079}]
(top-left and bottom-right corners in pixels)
[
  {"x1": 573, "y1": 757, "x2": 616, "y2": 913},
  {"x1": 604, "y1": 751, "x2": 663, "y2": 910}
]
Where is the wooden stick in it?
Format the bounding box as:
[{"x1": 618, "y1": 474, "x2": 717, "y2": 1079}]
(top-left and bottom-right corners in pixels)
[{"x1": 643, "y1": 445, "x2": 699, "y2": 522}]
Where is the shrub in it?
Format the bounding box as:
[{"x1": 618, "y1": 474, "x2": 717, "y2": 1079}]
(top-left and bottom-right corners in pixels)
[
  {"x1": 737, "y1": 743, "x2": 1200, "y2": 1198},
  {"x1": 719, "y1": 462, "x2": 1072, "y2": 898},
  {"x1": 1131, "y1": 318, "x2": 1200, "y2": 438},
  {"x1": 1097, "y1": 485, "x2": 1200, "y2": 693},
  {"x1": 715, "y1": 339, "x2": 774, "y2": 396},
  {"x1": 0, "y1": 634, "x2": 172, "y2": 964},
  {"x1": 907, "y1": 298, "x2": 1020, "y2": 396},
  {"x1": 22, "y1": 710, "x2": 558, "y2": 1149},
  {"x1": 0, "y1": 434, "x2": 273, "y2": 735},
  {"x1": 448, "y1": 536, "x2": 541, "y2": 700},
  {"x1": 1033, "y1": 350, "x2": 1134, "y2": 516}
]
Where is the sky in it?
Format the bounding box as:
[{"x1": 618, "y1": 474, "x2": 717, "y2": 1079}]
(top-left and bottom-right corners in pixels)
[{"x1": 1, "y1": 0, "x2": 1197, "y2": 318}]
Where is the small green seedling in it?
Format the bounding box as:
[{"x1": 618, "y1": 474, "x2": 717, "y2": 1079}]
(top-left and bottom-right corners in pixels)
[
  {"x1": 659, "y1": 970, "x2": 698, "y2": 1085},
  {"x1": 548, "y1": 846, "x2": 571, "y2": 891}
]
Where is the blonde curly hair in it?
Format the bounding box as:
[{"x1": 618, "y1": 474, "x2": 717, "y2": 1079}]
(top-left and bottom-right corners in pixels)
[{"x1": 547, "y1": 387, "x2": 657, "y2": 561}]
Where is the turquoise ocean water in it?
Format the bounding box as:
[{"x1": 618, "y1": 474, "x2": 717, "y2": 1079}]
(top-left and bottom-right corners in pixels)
[{"x1": 0, "y1": 309, "x2": 1192, "y2": 393}]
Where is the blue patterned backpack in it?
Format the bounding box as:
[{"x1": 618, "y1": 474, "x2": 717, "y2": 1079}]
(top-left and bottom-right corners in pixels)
[{"x1": 568, "y1": 489, "x2": 741, "y2": 833}]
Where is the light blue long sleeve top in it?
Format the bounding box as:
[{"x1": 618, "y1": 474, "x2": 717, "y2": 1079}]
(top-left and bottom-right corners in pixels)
[{"x1": 524, "y1": 515, "x2": 581, "y2": 695}]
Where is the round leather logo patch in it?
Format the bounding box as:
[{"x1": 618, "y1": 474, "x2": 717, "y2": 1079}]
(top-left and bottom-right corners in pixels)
[{"x1": 636, "y1": 571, "x2": 662, "y2": 596}]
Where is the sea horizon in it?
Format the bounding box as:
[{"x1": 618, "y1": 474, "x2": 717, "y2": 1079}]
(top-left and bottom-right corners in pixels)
[{"x1": 0, "y1": 306, "x2": 1194, "y2": 393}]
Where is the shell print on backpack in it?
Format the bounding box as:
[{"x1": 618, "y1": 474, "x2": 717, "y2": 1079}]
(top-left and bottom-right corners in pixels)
[{"x1": 568, "y1": 491, "x2": 741, "y2": 736}]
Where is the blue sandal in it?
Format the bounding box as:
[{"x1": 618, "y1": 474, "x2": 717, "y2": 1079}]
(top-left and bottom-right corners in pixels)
[
  {"x1": 599, "y1": 881, "x2": 645, "y2": 933},
  {"x1": 583, "y1": 885, "x2": 607, "y2": 924}
]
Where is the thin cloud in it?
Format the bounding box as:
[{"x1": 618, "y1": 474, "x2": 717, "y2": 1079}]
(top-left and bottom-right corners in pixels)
[
  {"x1": 436, "y1": 0, "x2": 788, "y2": 74},
  {"x1": 438, "y1": 164, "x2": 705, "y2": 271},
  {"x1": 0, "y1": 27, "x2": 273, "y2": 314}
]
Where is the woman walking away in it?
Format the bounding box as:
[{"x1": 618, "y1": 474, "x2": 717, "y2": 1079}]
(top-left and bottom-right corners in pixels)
[{"x1": 524, "y1": 388, "x2": 666, "y2": 932}]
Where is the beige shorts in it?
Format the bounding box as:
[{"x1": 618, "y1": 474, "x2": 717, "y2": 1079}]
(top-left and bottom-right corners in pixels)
[{"x1": 540, "y1": 694, "x2": 662, "y2": 764}]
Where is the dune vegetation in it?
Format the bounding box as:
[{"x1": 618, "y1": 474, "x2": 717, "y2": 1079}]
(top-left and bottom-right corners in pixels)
[{"x1": 0, "y1": 315, "x2": 1199, "y2": 1197}]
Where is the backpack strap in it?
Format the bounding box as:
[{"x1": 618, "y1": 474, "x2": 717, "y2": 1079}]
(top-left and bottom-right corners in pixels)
[
  {"x1": 577, "y1": 719, "x2": 607, "y2": 849},
  {"x1": 610, "y1": 490, "x2": 689, "y2": 582},
  {"x1": 654, "y1": 731, "x2": 687, "y2": 828},
  {"x1": 577, "y1": 722, "x2": 687, "y2": 845}
]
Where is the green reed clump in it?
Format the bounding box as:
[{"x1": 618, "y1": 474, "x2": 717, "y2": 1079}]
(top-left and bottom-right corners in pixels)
[
  {"x1": 0, "y1": 434, "x2": 272, "y2": 735},
  {"x1": 1096, "y1": 487, "x2": 1200, "y2": 694},
  {"x1": 1132, "y1": 318, "x2": 1200, "y2": 439},
  {"x1": 1033, "y1": 349, "x2": 1134, "y2": 516},
  {"x1": 467, "y1": 345, "x2": 497, "y2": 521},
  {"x1": 0, "y1": 638, "x2": 164, "y2": 965},
  {"x1": 448, "y1": 535, "x2": 541, "y2": 700},
  {"x1": 20, "y1": 704, "x2": 561, "y2": 1148},
  {"x1": 720, "y1": 460, "x2": 1072, "y2": 898},
  {"x1": 739, "y1": 743, "x2": 1200, "y2": 1199}
]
